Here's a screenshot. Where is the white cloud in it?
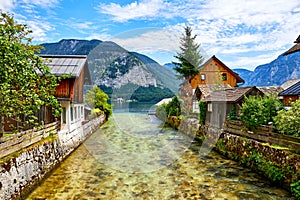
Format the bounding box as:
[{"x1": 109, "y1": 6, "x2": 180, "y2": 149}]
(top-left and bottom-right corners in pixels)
[
  {"x1": 21, "y1": 0, "x2": 60, "y2": 8},
  {"x1": 0, "y1": 0, "x2": 16, "y2": 11},
  {"x1": 97, "y1": 0, "x2": 167, "y2": 22},
  {"x1": 110, "y1": 28, "x2": 180, "y2": 53},
  {"x1": 22, "y1": 20, "x2": 54, "y2": 41}
]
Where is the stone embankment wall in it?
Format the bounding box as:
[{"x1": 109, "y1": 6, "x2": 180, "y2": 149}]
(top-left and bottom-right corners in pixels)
[
  {"x1": 0, "y1": 116, "x2": 105, "y2": 200},
  {"x1": 169, "y1": 117, "x2": 300, "y2": 197}
]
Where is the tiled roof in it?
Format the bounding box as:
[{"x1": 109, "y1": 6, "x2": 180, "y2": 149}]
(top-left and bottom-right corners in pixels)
[
  {"x1": 258, "y1": 86, "x2": 283, "y2": 95},
  {"x1": 197, "y1": 84, "x2": 232, "y2": 98},
  {"x1": 203, "y1": 86, "x2": 259, "y2": 103},
  {"x1": 279, "y1": 81, "x2": 300, "y2": 96},
  {"x1": 283, "y1": 43, "x2": 300, "y2": 55},
  {"x1": 40, "y1": 55, "x2": 87, "y2": 77},
  {"x1": 283, "y1": 35, "x2": 300, "y2": 55},
  {"x1": 281, "y1": 78, "x2": 300, "y2": 90}
]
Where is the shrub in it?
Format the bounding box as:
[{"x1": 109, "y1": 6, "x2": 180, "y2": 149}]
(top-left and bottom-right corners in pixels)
[
  {"x1": 165, "y1": 95, "x2": 182, "y2": 117},
  {"x1": 274, "y1": 99, "x2": 300, "y2": 137},
  {"x1": 241, "y1": 95, "x2": 283, "y2": 128},
  {"x1": 229, "y1": 105, "x2": 237, "y2": 120},
  {"x1": 155, "y1": 104, "x2": 167, "y2": 121}
]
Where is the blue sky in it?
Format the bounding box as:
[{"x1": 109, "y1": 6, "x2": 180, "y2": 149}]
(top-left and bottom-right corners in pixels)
[{"x1": 1, "y1": 0, "x2": 300, "y2": 70}]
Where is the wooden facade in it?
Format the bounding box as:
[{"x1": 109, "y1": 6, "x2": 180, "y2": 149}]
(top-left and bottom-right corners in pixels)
[
  {"x1": 279, "y1": 81, "x2": 300, "y2": 107},
  {"x1": 282, "y1": 96, "x2": 299, "y2": 107},
  {"x1": 189, "y1": 55, "x2": 244, "y2": 89}
]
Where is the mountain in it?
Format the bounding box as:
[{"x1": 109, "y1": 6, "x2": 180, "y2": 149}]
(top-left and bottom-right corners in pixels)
[
  {"x1": 40, "y1": 39, "x2": 102, "y2": 55},
  {"x1": 40, "y1": 39, "x2": 180, "y2": 102},
  {"x1": 248, "y1": 51, "x2": 300, "y2": 86},
  {"x1": 233, "y1": 68, "x2": 254, "y2": 86}
]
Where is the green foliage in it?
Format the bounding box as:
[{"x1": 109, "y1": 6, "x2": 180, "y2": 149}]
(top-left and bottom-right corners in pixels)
[
  {"x1": 241, "y1": 95, "x2": 283, "y2": 128},
  {"x1": 274, "y1": 99, "x2": 300, "y2": 137},
  {"x1": 131, "y1": 86, "x2": 174, "y2": 102},
  {"x1": 229, "y1": 105, "x2": 238, "y2": 120},
  {"x1": 291, "y1": 180, "x2": 300, "y2": 199},
  {"x1": 0, "y1": 11, "x2": 61, "y2": 135},
  {"x1": 155, "y1": 104, "x2": 167, "y2": 121},
  {"x1": 85, "y1": 86, "x2": 112, "y2": 120},
  {"x1": 156, "y1": 96, "x2": 182, "y2": 121},
  {"x1": 198, "y1": 100, "x2": 207, "y2": 125},
  {"x1": 173, "y1": 26, "x2": 205, "y2": 79},
  {"x1": 248, "y1": 152, "x2": 284, "y2": 183},
  {"x1": 165, "y1": 96, "x2": 182, "y2": 117},
  {"x1": 100, "y1": 84, "x2": 174, "y2": 103}
]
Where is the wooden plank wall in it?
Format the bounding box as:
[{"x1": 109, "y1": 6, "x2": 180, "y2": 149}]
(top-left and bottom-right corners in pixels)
[
  {"x1": 224, "y1": 120, "x2": 300, "y2": 152},
  {"x1": 0, "y1": 122, "x2": 59, "y2": 159}
]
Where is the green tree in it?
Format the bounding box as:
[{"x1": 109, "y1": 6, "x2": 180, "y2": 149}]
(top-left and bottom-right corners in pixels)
[
  {"x1": 0, "y1": 12, "x2": 61, "y2": 136},
  {"x1": 274, "y1": 99, "x2": 300, "y2": 137},
  {"x1": 85, "y1": 85, "x2": 112, "y2": 120},
  {"x1": 165, "y1": 95, "x2": 182, "y2": 117},
  {"x1": 173, "y1": 26, "x2": 205, "y2": 80},
  {"x1": 241, "y1": 95, "x2": 283, "y2": 129}
]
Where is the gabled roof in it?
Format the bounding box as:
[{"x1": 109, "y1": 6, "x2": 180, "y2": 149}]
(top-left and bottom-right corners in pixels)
[
  {"x1": 283, "y1": 35, "x2": 300, "y2": 55},
  {"x1": 199, "y1": 55, "x2": 244, "y2": 84},
  {"x1": 40, "y1": 55, "x2": 92, "y2": 84},
  {"x1": 203, "y1": 86, "x2": 262, "y2": 103},
  {"x1": 258, "y1": 86, "x2": 283, "y2": 96},
  {"x1": 279, "y1": 81, "x2": 300, "y2": 96},
  {"x1": 41, "y1": 55, "x2": 87, "y2": 77},
  {"x1": 281, "y1": 78, "x2": 300, "y2": 90},
  {"x1": 196, "y1": 84, "x2": 232, "y2": 99}
]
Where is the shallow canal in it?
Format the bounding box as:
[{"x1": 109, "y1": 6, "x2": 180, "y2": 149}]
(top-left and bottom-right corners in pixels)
[{"x1": 27, "y1": 113, "x2": 293, "y2": 199}]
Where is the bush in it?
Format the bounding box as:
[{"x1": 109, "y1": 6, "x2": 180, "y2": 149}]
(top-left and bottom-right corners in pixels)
[
  {"x1": 165, "y1": 95, "x2": 182, "y2": 117},
  {"x1": 229, "y1": 105, "x2": 237, "y2": 120},
  {"x1": 274, "y1": 99, "x2": 300, "y2": 137},
  {"x1": 155, "y1": 104, "x2": 167, "y2": 121},
  {"x1": 241, "y1": 95, "x2": 283, "y2": 128}
]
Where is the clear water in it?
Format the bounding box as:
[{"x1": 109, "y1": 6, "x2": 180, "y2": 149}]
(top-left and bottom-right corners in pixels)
[{"x1": 27, "y1": 113, "x2": 293, "y2": 199}]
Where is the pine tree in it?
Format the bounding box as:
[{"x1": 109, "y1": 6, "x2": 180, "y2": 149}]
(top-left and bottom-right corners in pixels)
[{"x1": 173, "y1": 26, "x2": 205, "y2": 80}]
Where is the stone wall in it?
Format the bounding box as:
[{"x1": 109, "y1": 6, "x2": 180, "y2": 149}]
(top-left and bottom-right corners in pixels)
[
  {"x1": 0, "y1": 116, "x2": 105, "y2": 200},
  {"x1": 169, "y1": 116, "x2": 300, "y2": 196}
]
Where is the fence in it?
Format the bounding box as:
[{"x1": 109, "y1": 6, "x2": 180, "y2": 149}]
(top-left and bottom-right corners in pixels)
[
  {"x1": 0, "y1": 121, "x2": 59, "y2": 159},
  {"x1": 224, "y1": 120, "x2": 300, "y2": 152}
]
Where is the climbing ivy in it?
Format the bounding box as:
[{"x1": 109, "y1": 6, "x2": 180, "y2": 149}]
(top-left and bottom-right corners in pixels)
[{"x1": 198, "y1": 100, "x2": 207, "y2": 125}]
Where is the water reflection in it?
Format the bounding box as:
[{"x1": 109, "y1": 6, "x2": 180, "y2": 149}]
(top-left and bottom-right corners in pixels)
[{"x1": 27, "y1": 113, "x2": 293, "y2": 199}]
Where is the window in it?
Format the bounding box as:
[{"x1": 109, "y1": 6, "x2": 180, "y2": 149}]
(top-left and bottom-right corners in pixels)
[
  {"x1": 201, "y1": 74, "x2": 206, "y2": 81},
  {"x1": 192, "y1": 100, "x2": 199, "y2": 113},
  {"x1": 222, "y1": 73, "x2": 227, "y2": 81},
  {"x1": 207, "y1": 103, "x2": 212, "y2": 112}
]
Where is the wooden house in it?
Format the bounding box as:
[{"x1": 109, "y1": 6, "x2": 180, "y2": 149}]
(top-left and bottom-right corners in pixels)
[
  {"x1": 182, "y1": 55, "x2": 244, "y2": 114},
  {"x1": 4, "y1": 55, "x2": 92, "y2": 132},
  {"x1": 278, "y1": 80, "x2": 300, "y2": 107},
  {"x1": 189, "y1": 55, "x2": 244, "y2": 89},
  {"x1": 41, "y1": 55, "x2": 92, "y2": 132},
  {"x1": 199, "y1": 86, "x2": 263, "y2": 128}
]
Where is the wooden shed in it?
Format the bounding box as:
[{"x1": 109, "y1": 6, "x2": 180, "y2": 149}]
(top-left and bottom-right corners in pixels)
[{"x1": 201, "y1": 86, "x2": 263, "y2": 128}]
